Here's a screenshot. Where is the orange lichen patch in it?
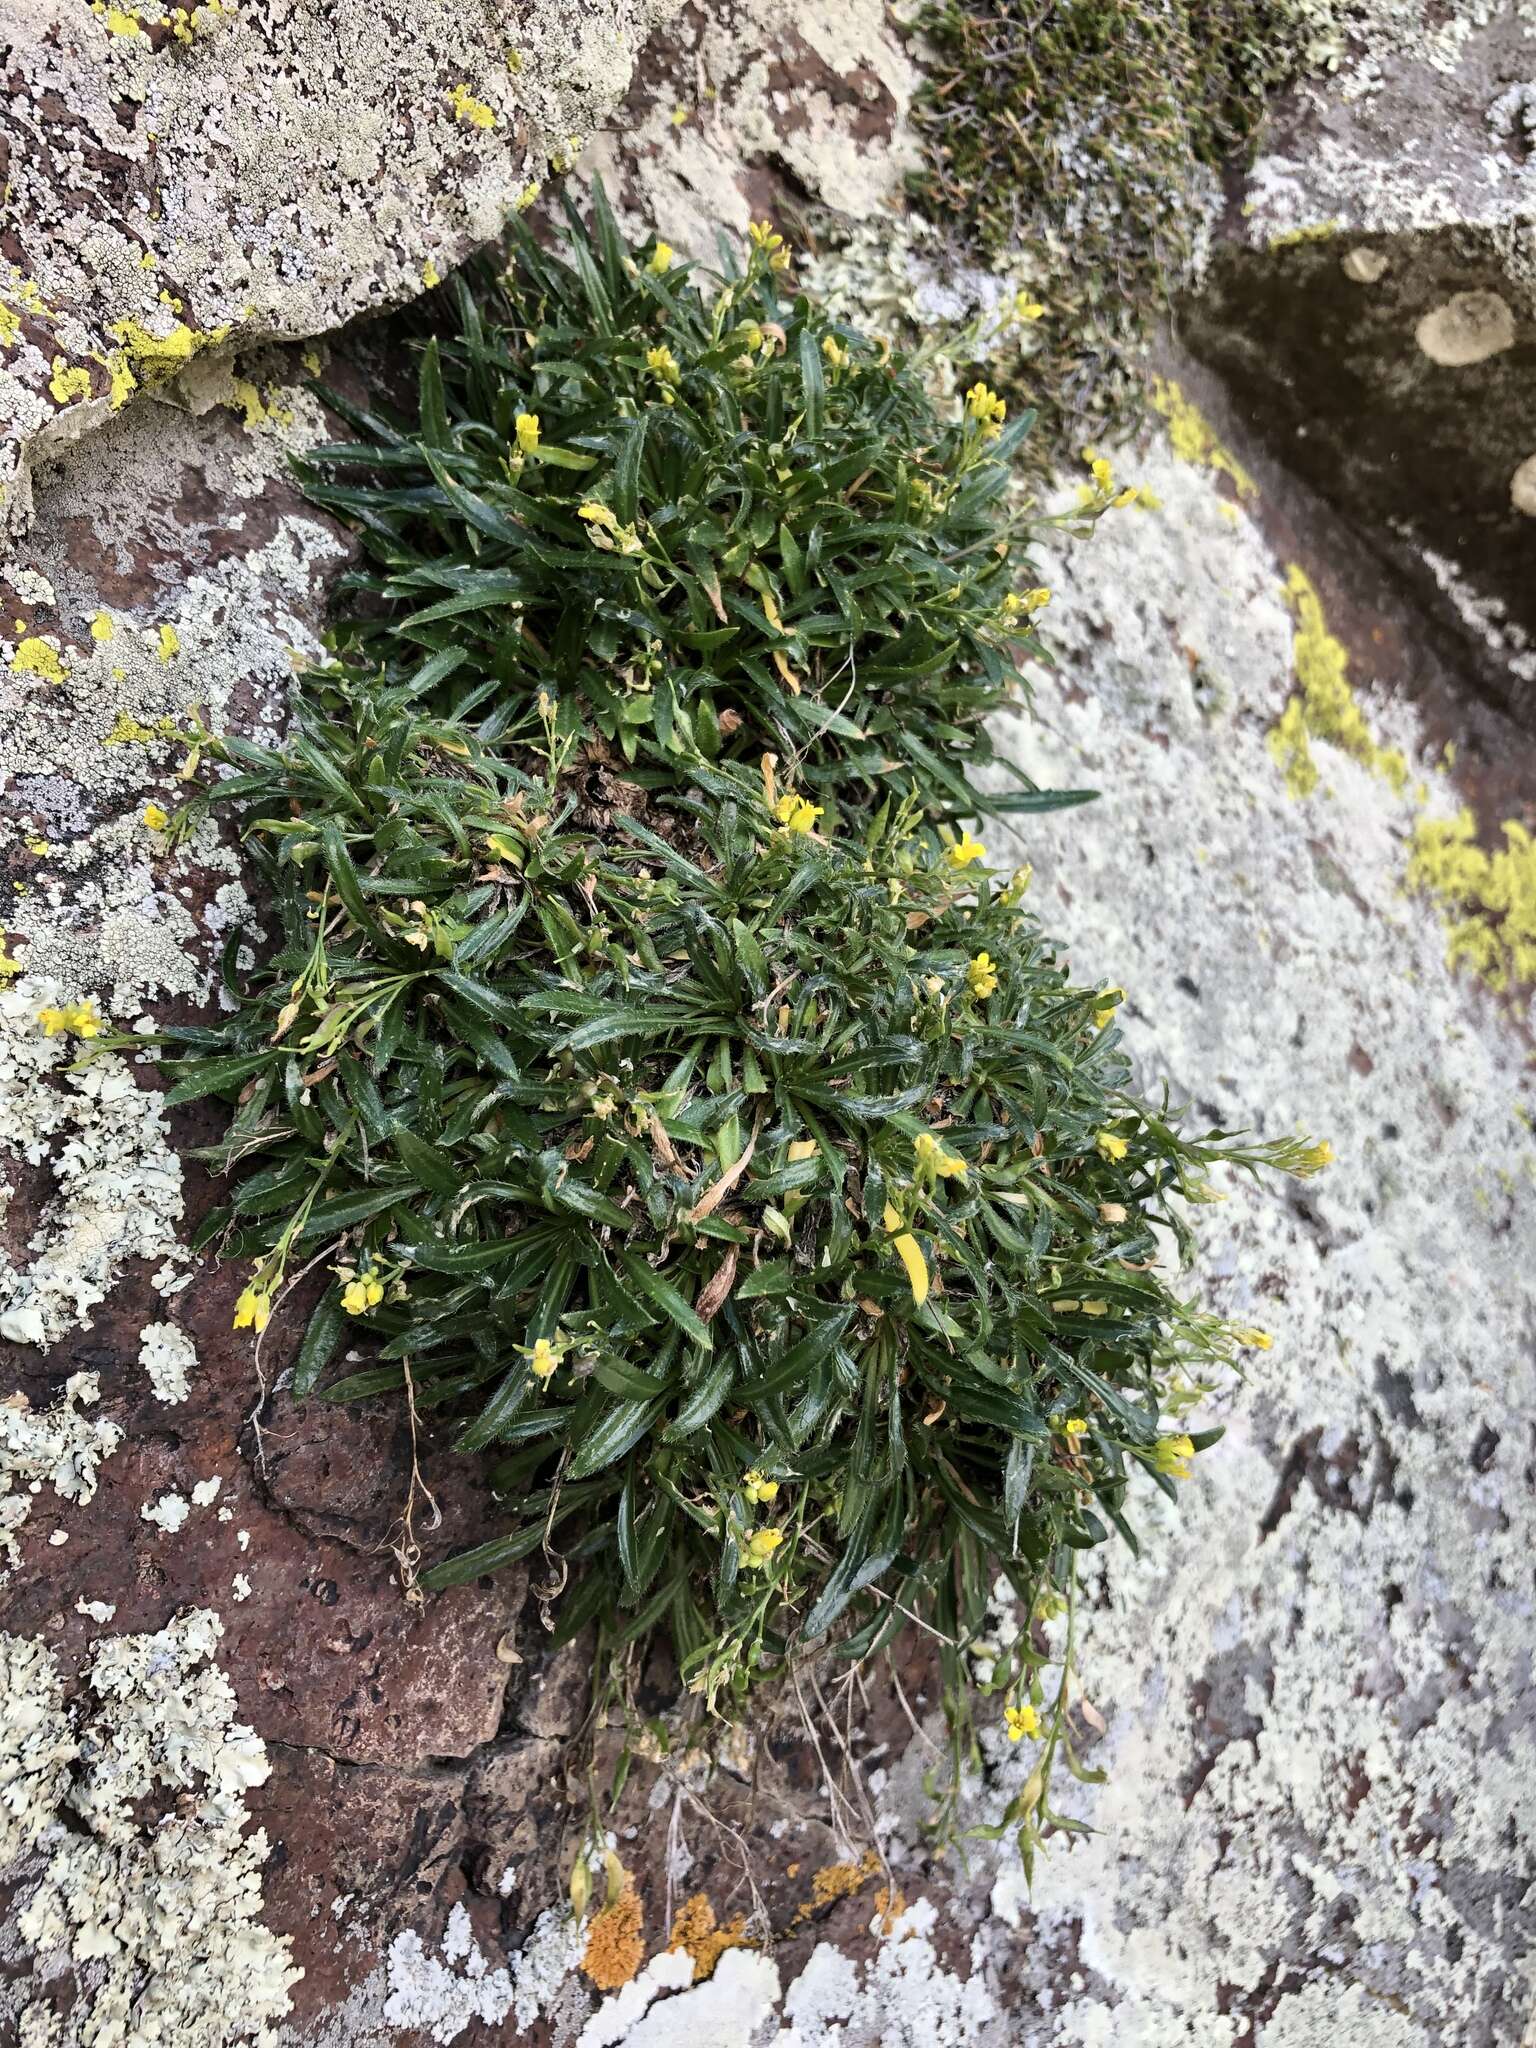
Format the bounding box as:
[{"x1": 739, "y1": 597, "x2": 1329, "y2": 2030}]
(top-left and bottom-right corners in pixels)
[
  {"x1": 666, "y1": 1893, "x2": 751, "y2": 1981},
  {"x1": 873, "y1": 1885, "x2": 906, "y2": 1935},
  {"x1": 582, "y1": 1884, "x2": 645, "y2": 1993},
  {"x1": 790, "y1": 1849, "x2": 883, "y2": 1927}
]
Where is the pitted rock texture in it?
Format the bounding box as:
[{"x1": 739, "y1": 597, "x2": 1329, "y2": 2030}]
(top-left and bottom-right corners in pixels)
[{"x1": 0, "y1": 0, "x2": 679, "y2": 535}]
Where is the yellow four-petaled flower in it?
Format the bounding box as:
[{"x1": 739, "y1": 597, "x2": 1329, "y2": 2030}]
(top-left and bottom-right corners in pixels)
[
  {"x1": 1152, "y1": 1433, "x2": 1196, "y2": 1479},
  {"x1": 774, "y1": 791, "x2": 822, "y2": 836},
  {"x1": 1005, "y1": 1703, "x2": 1041, "y2": 1741},
  {"x1": 742, "y1": 1526, "x2": 784, "y2": 1568},
  {"x1": 965, "y1": 382, "x2": 1006, "y2": 438},
  {"x1": 528, "y1": 1337, "x2": 560, "y2": 1379},
  {"x1": 946, "y1": 832, "x2": 986, "y2": 869},
  {"x1": 38, "y1": 1000, "x2": 101, "y2": 1040},
  {"x1": 967, "y1": 952, "x2": 998, "y2": 999},
  {"x1": 914, "y1": 1130, "x2": 967, "y2": 1179}
]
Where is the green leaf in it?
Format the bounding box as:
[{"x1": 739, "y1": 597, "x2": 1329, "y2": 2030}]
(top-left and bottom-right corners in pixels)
[
  {"x1": 620, "y1": 1253, "x2": 712, "y2": 1351},
  {"x1": 391, "y1": 1124, "x2": 461, "y2": 1196},
  {"x1": 163, "y1": 1051, "x2": 276, "y2": 1106},
  {"x1": 419, "y1": 1522, "x2": 550, "y2": 1589},
  {"x1": 568, "y1": 1395, "x2": 664, "y2": 1479},
  {"x1": 292, "y1": 1291, "x2": 349, "y2": 1398}
]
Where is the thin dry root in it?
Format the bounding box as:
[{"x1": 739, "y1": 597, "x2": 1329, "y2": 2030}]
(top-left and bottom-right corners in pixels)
[{"x1": 388, "y1": 1354, "x2": 442, "y2": 1607}]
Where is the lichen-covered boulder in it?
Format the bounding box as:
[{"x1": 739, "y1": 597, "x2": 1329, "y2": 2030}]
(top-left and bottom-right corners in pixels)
[{"x1": 0, "y1": 0, "x2": 679, "y2": 534}]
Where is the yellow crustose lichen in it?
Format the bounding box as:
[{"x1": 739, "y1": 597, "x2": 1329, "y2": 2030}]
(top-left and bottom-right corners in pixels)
[
  {"x1": 1268, "y1": 565, "x2": 1408, "y2": 799},
  {"x1": 10, "y1": 637, "x2": 69, "y2": 685},
  {"x1": 449, "y1": 83, "x2": 496, "y2": 128},
  {"x1": 1407, "y1": 810, "x2": 1536, "y2": 995},
  {"x1": 48, "y1": 358, "x2": 93, "y2": 405},
  {"x1": 107, "y1": 317, "x2": 230, "y2": 401},
  {"x1": 1150, "y1": 377, "x2": 1256, "y2": 499}
]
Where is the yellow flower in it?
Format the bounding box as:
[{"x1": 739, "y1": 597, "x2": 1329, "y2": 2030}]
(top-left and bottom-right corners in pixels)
[
  {"x1": 39, "y1": 1000, "x2": 101, "y2": 1040},
  {"x1": 529, "y1": 1337, "x2": 560, "y2": 1380},
  {"x1": 578, "y1": 500, "x2": 618, "y2": 531},
  {"x1": 914, "y1": 1130, "x2": 967, "y2": 1180},
  {"x1": 1083, "y1": 449, "x2": 1114, "y2": 493},
  {"x1": 341, "y1": 1269, "x2": 386, "y2": 1316},
  {"x1": 646, "y1": 343, "x2": 680, "y2": 385},
  {"x1": 1295, "y1": 1139, "x2": 1334, "y2": 1175},
  {"x1": 1062, "y1": 1416, "x2": 1089, "y2": 1438},
  {"x1": 946, "y1": 832, "x2": 986, "y2": 869},
  {"x1": 646, "y1": 241, "x2": 674, "y2": 275},
  {"x1": 1152, "y1": 1434, "x2": 1196, "y2": 1479},
  {"x1": 514, "y1": 411, "x2": 540, "y2": 456},
  {"x1": 1235, "y1": 1326, "x2": 1273, "y2": 1350},
  {"x1": 748, "y1": 219, "x2": 790, "y2": 271},
  {"x1": 1013, "y1": 293, "x2": 1046, "y2": 322},
  {"x1": 822, "y1": 333, "x2": 848, "y2": 370},
  {"x1": 773, "y1": 791, "x2": 823, "y2": 835},
  {"x1": 891, "y1": 1231, "x2": 928, "y2": 1308},
  {"x1": 1005, "y1": 1703, "x2": 1041, "y2": 1741},
  {"x1": 967, "y1": 952, "x2": 998, "y2": 999},
  {"x1": 1001, "y1": 586, "x2": 1051, "y2": 620},
  {"x1": 1094, "y1": 987, "x2": 1123, "y2": 1030},
  {"x1": 1095, "y1": 1129, "x2": 1129, "y2": 1162},
  {"x1": 964, "y1": 382, "x2": 1006, "y2": 436},
  {"x1": 233, "y1": 1283, "x2": 272, "y2": 1333},
  {"x1": 143, "y1": 802, "x2": 169, "y2": 831},
  {"x1": 742, "y1": 1526, "x2": 784, "y2": 1568},
  {"x1": 743, "y1": 1468, "x2": 779, "y2": 1503}
]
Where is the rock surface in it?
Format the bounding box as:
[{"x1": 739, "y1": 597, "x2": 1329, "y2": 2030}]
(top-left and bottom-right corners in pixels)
[
  {"x1": 967, "y1": 427, "x2": 1535, "y2": 2046},
  {"x1": 1, "y1": 0, "x2": 677, "y2": 535},
  {"x1": 582, "y1": 0, "x2": 918, "y2": 252}
]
